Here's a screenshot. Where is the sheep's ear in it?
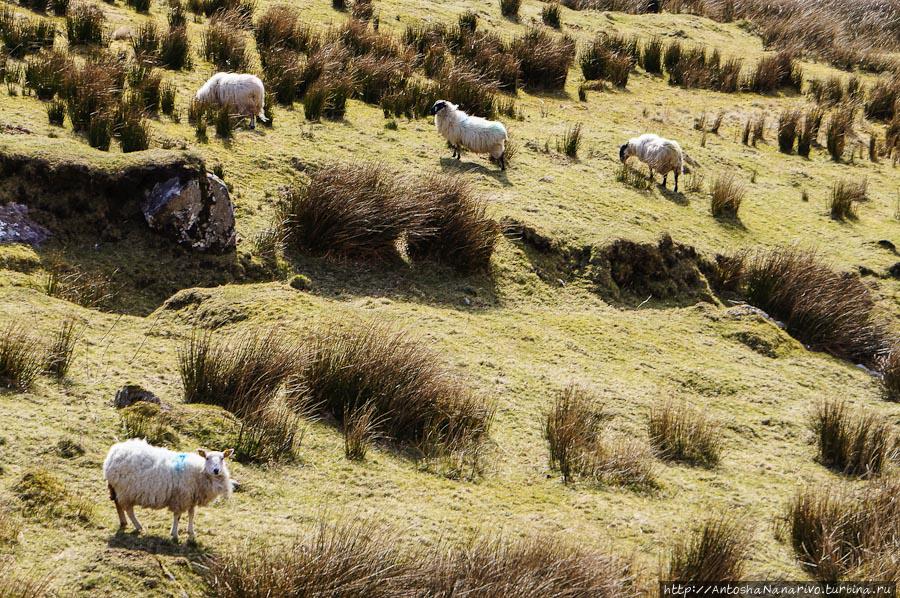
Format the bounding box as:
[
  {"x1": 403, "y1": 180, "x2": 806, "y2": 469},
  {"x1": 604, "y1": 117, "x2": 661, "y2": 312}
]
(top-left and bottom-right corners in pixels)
[
  {"x1": 197, "y1": 449, "x2": 207, "y2": 458},
  {"x1": 223, "y1": 449, "x2": 234, "y2": 459}
]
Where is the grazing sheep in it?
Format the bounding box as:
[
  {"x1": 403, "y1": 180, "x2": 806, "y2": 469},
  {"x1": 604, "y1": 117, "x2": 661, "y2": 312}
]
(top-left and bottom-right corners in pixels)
[
  {"x1": 103, "y1": 439, "x2": 233, "y2": 542},
  {"x1": 112, "y1": 26, "x2": 133, "y2": 41},
  {"x1": 195, "y1": 72, "x2": 268, "y2": 129},
  {"x1": 430, "y1": 100, "x2": 509, "y2": 170},
  {"x1": 619, "y1": 133, "x2": 690, "y2": 192}
]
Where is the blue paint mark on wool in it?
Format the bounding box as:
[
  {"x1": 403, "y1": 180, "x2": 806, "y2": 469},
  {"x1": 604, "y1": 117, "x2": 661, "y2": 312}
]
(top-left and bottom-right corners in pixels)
[{"x1": 173, "y1": 453, "x2": 187, "y2": 473}]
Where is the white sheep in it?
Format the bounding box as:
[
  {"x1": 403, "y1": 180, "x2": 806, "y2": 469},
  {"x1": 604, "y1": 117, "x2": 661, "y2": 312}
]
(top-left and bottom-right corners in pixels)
[
  {"x1": 195, "y1": 72, "x2": 268, "y2": 129},
  {"x1": 619, "y1": 133, "x2": 690, "y2": 192},
  {"x1": 430, "y1": 100, "x2": 508, "y2": 170},
  {"x1": 102, "y1": 439, "x2": 233, "y2": 542}
]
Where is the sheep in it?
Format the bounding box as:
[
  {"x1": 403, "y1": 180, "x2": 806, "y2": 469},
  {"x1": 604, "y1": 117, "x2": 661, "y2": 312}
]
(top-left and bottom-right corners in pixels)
[
  {"x1": 102, "y1": 439, "x2": 233, "y2": 542},
  {"x1": 619, "y1": 133, "x2": 691, "y2": 192},
  {"x1": 430, "y1": 100, "x2": 509, "y2": 170},
  {"x1": 195, "y1": 72, "x2": 268, "y2": 129}
]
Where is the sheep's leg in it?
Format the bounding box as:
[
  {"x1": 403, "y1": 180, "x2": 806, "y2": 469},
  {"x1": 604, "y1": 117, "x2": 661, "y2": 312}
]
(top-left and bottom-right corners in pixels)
[
  {"x1": 499, "y1": 152, "x2": 506, "y2": 171},
  {"x1": 648, "y1": 168, "x2": 654, "y2": 184},
  {"x1": 662, "y1": 174, "x2": 668, "y2": 188},
  {"x1": 674, "y1": 172, "x2": 679, "y2": 192},
  {"x1": 114, "y1": 501, "x2": 127, "y2": 529},
  {"x1": 249, "y1": 113, "x2": 256, "y2": 130},
  {"x1": 126, "y1": 506, "x2": 143, "y2": 533},
  {"x1": 187, "y1": 506, "x2": 196, "y2": 542},
  {"x1": 171, "y1": 512, "x2": 180, "y2": 542},
  {"x1": 454, "y1": 146, "x2": 461, "y2": 160}
]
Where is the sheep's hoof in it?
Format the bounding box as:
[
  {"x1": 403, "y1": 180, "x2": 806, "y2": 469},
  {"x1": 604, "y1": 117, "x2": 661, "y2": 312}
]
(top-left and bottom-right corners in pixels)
[{"x1": 171, "y1": 535, "x2": 180, "y2": 543}]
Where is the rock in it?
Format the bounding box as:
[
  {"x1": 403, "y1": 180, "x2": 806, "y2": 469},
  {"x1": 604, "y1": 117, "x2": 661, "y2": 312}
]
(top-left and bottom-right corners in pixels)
[
  {"x1": 877, "y1": 239, "x2": 897, "y2": 253},
  {"x1": 114, "y1": 385, "x2": 162, "y2": 409},
  {"x1": 889, "y1": 262, "x2": 900, "y2": 279},
  {"x1": 0, "y1": 203, "x2": 50, "y2": 246},
  {"x1": 142, "y1": 173, "x2": 236, "y2": 252}
]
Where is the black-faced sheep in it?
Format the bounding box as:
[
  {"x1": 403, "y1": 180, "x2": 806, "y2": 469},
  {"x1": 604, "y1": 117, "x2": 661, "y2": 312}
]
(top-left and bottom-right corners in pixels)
[
  {"x1": 619, "y1": 133, "x2": 688, "y2": 192},
  {"x1": 430, "y1": 100, "x2": 509, "y2": 170},
  {"x1": 103, "y1": 439, "x2": 233, "y2": 542}
]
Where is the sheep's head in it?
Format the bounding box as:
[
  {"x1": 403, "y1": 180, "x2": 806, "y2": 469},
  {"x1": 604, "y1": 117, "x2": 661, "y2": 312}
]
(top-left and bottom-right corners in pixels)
[
  {"x1": 619, "y1": 143, "x2": 632, "y2": 163},
  {"x1": 430, "y1": 100, "x2": 450, "y2": 116},
  {"x1": 197, "y1": 448, "x2": 233, "y2": 477}
]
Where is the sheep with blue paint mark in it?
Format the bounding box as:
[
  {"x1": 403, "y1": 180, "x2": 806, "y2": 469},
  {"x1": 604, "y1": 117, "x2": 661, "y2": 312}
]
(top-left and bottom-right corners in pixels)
[{"x1": 102, "y1": 438, "x2": 233, "y2": 542}]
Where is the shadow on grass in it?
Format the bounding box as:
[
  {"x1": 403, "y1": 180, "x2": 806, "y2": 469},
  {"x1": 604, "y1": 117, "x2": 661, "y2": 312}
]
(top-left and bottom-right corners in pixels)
[
  {"x1": 658, "y1": 185, "x2": 689, "y2": 206},
  {"x1": 107, "y1": 529, "x2": 209, "y2": 557},
  {"x1": 438, "y1": 157, "x2": 512, "y2": 186}
]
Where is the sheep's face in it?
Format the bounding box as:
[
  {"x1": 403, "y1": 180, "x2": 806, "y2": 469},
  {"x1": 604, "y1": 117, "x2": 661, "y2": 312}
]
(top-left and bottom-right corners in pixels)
[
  {"x1": 197, "y1": 448, "x2": 233, "y2": 477},
  {"x1": 430, "y1": 100, "x2": 449, "y2": 116},
  {"x1": 619, "y1": 143, "x2": 632, "y2": 163}
]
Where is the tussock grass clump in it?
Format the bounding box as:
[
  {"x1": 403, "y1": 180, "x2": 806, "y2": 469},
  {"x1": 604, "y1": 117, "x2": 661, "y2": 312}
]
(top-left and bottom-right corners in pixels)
[
  {"x1": 640, "y1": 36, "x2": 663, "y2": 74},
  {"x1": 280, "y1": 163, "x2": 422, "y2": 261},
  {"x1": 0, "y1": 14, "x2": 56, "y2": 59},
  {"x1": 864, "y1": 77, "x2": 899, "y2": 122},
  {"x1": 130, "y1": 21, "x2": 160, "y2": 61},
  {"x1": 46, "y1": 98, "x2": 65, "y2": 125},
  {"x1": 43, "y1": 263, "x2": 117, "y2": 309},
  {"x1": 739, "y1": 247, "x2": 887, "y2": 365},
  {"x1": 458, "y1": 9, "x2": 477, "y2": 32},
  {"x1": 352, "y1": 54, "x2": 410, "y2": 104},
  {"x1": 543, "y1": 385, "x2": 654, "y2": 489},
  {"x1": 786, "y1": 480, "x2": 900, "y2": 581},
  {"x1": 0, "y1": 561, "x2": 50, "y2": 598},
  {"x1": 797, "y1": 107, "x2": 823, "y2": 158},
  {"x1": 159, "y1": 25, "x2": 191, "y2": 70},
  {"x1": 43, "y1": 317, "x2": 78, "y2": 380},
  {"x1": 811, "y1": 399, "x2": 894, "y2": 477},
  {"x1": 0, "y1": 325, "x2": 42, "y2": 390},
  {"x1": 557, "y1": 122, "x2": 582, "y2": 158},
  {"x1": 125, "y1": 0, "x2": 150, "y2": 13},
  {"x1": 435, "y1": 64, "x2": 497, "y2": 119},
  {"x1": 204, "y1": 522, "x2": 639, "y2": 597},
  {"x1": 541, "y1": 2, "x2": 561, "y2": 27},
  {"x1": 499, "y1": 0, "x2": 520, "y2": 18},
  {"x1": 299, "y1": 324, "x2": 493, "y2": 452},
  {"x1": 262, "y1": 48, "x2": 304, "y2": 105},
  {"x1": 233, "y1": 400, "x2": 305, "y2": 464},
  {"x1": 204, "y1": 10, "x2": 250, "y2": 71},
  {"x1": 664, "y1": 517, "x2": 751, "y2": 582},
  {"x1": 160, "y1": 80, "x2": 175, "y2": 115},
  {"x1": 829, "y1": 178, "x2": 866, "y2": 221},
  {"x1": 807, "y1": 76, "x2": 845, "y2": 107},
  {"x1": 511, "y1": 27, "x2": 575, "y2": 91},
  {"x1": 24, "y1": 49, "x2": 71, "y2": 100},
  {"x1": 254, "y1": 5, "x2": 317, "y2": 54},
  {"x1": 343, "y1": 401, "x2": 379, "y2": 460},
  {"x1": 120, "y1": 402, "x2": 179, "y2": 446},
  {"x1": 118, "y1": 111, "x2": 151, "y2": 152},
  {"x1": 648, "y1": 400, "x2": 721, "y2": 467},
  {"x1": 13, "y1": 468, "x2": 94, "y2": 523},
  {"x1": 304, "y1": 70, "x2": 356, "y2": 120},
  {"x1": 61, "y1": 56, "x2": 122, "y2": 133},
  {"x1": 406, "y1": 174, "x2": 499, "y2": 274},
  {"x1": 880, "y1": 347, "x2": 900, "y2": 402},
  {"x1": 179, "y1": 329, "x2": 299, "y2": 417},
  {"x1": 65, "y1": 3, "x2": 105, "y2": 46},
  {"x1": 826, "y1": 103, "x2": 855, "y2": 161},
  {"x1": 710, "y1": 172, "x2": 744, "y2": 219},
  {"x1": 580, "y1": 34, "x2": 634, "y2": 88},
  {"x1": 777, "y1": 108, "x2": 800, "y2": 154},
  {"x1": 746, "y1": 50, "x2": 801, "y2": 94},
  {"x1": 0, "y1": 507, "x2": 22, "y2": 546}
]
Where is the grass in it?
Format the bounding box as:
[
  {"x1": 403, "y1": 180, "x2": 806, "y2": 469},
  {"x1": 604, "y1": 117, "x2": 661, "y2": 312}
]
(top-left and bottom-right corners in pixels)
[
  {"x1": 43, "y1": 317, "x2": 78, "y2": 380},
  {"x1": 648, "y1": 400, "x2": 721, "y2": 467},
  {"x1": 829, "y1": 178, "x2": 867, "y2": 221},
  {"x1": 558, "y1": 123, "x2": 582, "y2": 158},
  {"x1": 777, "y1": 109, "x2": 800, "y2": 154},
  {"x1": 710, "y1": 172, "x2": 744, "y2": 219},
  {"x1": 159, "y1": 25, "x2": 191, "y2": 70},
  {"x1": 120, "y1": 401, "x2": 179, "y2": 446},
  {"x1": 0, "y1": 325, "x2": 42, "y2": 390},
  {"x1": 640, "y1": 36, "x2": 662, "y2": 74},
  {"x1": 786, "y1": 479, "x2": 900, "y2": 581},
  {"x1": 738, "y1": 247, "x2": 888, "y2": 365},
  {"x1": 203, "y1": 521, "x2": 639, "y2": 597},
  {"x1": 65, "y1": 2, "x2": 105, "y2": 45},
  {"x1": 232, "y1": 399, "x2": 306, "y2": 464},
  {"x1": 13, "y1": 468, "x2": 94, "y2": 523},
  {"x1": 0, "y1": 561, "x2": 50, "y2": 598},
  {"x1": 204, "y1": 10, "x2": 250, "y2": 71},
  {"x1": 343, "y1": 400, "x2": 380, "y2": 460},
  {"x1": 616, "y1": 163, "x2": 651, "y2": 190},
  {"x1": 298, "y1": 323, "x2": 494, "y2": 452},
  {"x1": 797, "y1": 107, "x2": 823, "y2": 158},
  {"x1": 810, "y1": 399, "x2": 894, "y2": 478},
  {"x1": 580, "y1": 34, "x2": 633, "y2": 88},
  {"x1": 881, "y1": 346, "x2": 900, "y2": 401},
  {"x1": 664, "y1": 516, "x2": 751, "y2": 582},
  {"x1": 405, "y1": 174, "x2": 499, "y2": 274},
  {"x1": 541, "y1": 2, "x2": 560, "y2": 28},
  {"x1": 499, "y1": 0, "x2": 520, "y2": 18},
  {"x1": 511, "y1": 27, "x2": 575, "y2": 91},
  {"x1": 826, "y1": 103, "x2": 854, "y2": 161}
]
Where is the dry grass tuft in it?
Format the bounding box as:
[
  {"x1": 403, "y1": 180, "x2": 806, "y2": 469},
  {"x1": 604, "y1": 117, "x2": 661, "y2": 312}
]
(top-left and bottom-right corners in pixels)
[
  {"x1": 880, "y1": 346, "x2": 900, "y2": 402},
  {"x1": 710, "y1": 172, "x2": 745, "y2": 219},
  {"x1": 0, "y1": 325, "x2": 42, "y2": 391},
  {"x1": 204, "y1": 10, "x2": 250, "y2": 71},
  {"x1": 786, "y1": 479, "x2": 900, "y2": 581},
  {"x1": 797, "y1": 107, "x2": 823, "y2": 158},
  {"x1": 664, "y1": 516, "x2": 752, "y2": 582},
  {"x1": 810, "y1": 399, "x2": 895, "y2": 478},
  {"x1": 648, "y1": 400, "x2": 721, "y2": 467},
  {"x1": 777, "y1": 108, "x2": 801, "y2": 154},
  {"x1": 511, "y1": 27, "x2": 575, "y2": 91},
  {"x1": 0, "y1": 560, "x2": 50, "y2": 598},
  {"x1": 65, "y1": 2, "x2": 105, "y2": 46},
  {"x1": 343, "y1": 400, "x2": 380, "y2": 460},
  {"x1": 829, "y1": 178, "x2": 866, "y2": 221},
  {"x1": 558, "y1": 123, "x2": 582, "y2": 158},
  {"x1": 43, "y1": 317, "x2": 79, "y2": 380},
  {"x1": 826, "y1": 103, "x2": 855, "y2": 161}
]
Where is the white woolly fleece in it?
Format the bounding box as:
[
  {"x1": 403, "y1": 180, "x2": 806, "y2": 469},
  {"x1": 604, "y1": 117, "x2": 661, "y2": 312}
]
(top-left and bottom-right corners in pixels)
[
  {"x1": 624, "y1": 133, "x2": 684, "y2": 177},
  {"x1": 103, "y1": 439, "x2": 232, "y2": 515},
  {"x1": 435, "y1": 102, "x2": 507, "y2": 159},
  {"x1": 195, "y1": 72, "x2": 268, "y2": 122}
]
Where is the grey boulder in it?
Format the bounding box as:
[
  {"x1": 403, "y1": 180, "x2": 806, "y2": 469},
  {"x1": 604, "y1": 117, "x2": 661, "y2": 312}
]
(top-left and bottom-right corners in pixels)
[{"x1": 142, "y1": 172, "x2": 235, "y2": 252}]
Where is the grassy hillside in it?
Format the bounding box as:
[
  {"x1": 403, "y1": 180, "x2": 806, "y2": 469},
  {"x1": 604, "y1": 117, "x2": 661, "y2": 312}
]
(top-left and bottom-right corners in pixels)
[{"x1": 0, "y1": 0, "x2": 898, "y2": 594}]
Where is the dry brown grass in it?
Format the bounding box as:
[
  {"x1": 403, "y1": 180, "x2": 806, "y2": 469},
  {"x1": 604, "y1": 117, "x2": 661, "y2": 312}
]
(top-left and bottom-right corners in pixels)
[
  {"x1": 0, "y1": 325, "x2": 42, "y2": 390},
  {"x1": 829, "y1": 178, "x2": 866, "y2": 220},
  {"x1": 777, "y1": 108, "x2": 800, "y2": 153},
  {"x1": 648, "y1": 400, "x2": 722, "y2": 467},
  {"x1": 663, "y1": 516, "x2": 752, "y2": 582},
  {"x1": 811, "y1": 399, "x2": 895, "y2": 477},
  {"x1": 710, "y1": 172, "x2": 745, "y2": 219},
  {"x1": 880, "y1": 345, "x2": 900, "y2": 402},
  {"x1": 826, "y1": 103, "x2": 855, "y2": 161}
]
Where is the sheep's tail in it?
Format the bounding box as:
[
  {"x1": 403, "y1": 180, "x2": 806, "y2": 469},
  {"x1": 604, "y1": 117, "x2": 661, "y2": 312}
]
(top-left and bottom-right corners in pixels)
[{"x1": 108, "y1": 482, "x2": 118, "y2": 504}]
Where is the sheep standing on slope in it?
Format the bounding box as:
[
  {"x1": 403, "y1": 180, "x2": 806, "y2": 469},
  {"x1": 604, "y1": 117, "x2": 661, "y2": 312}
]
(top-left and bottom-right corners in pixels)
[
  {"x1": 195, "y1": 73, "x2": 268, "y2": 129},
  {"x1": 619, "y1": 133, "x2": 690, "y2": 192},
  {"x1": 430, "y1": 100, "x2": 509, "y2": 170},
  {"x1": 103, "y1": 439, "x2": 233, "y2": 542}
]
